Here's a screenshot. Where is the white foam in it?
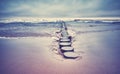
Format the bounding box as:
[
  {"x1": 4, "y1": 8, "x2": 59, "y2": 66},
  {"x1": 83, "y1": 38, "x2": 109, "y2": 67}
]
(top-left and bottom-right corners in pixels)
[
  {"x1": 0, "y1": 17, "x2": 120, "y2": 23},
  {"x1": 0, "y1": 36, "x2": 48, "y2": 39}
]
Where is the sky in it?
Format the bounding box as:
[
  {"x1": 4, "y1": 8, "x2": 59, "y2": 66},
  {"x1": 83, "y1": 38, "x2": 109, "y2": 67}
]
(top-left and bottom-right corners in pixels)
[{"x1": 0, "y1": 0, "x2": 120, "y2": 18}]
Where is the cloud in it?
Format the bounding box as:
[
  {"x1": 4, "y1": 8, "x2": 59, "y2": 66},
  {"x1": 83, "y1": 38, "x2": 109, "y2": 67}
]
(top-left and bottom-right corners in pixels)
[{"x1": 0, "y1": 0, "x2": 120, "y2": 17}]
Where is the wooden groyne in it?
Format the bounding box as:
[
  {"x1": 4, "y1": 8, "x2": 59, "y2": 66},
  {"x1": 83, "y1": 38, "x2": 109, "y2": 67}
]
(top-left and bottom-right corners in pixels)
[{"x1": 58, "y1": 21, "x2": 79, "y2": 59}]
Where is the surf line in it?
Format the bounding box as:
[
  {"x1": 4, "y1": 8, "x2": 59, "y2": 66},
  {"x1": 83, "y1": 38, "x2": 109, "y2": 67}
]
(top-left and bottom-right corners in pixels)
[{"x1": 57, "y1": 21, "x2": 79, "y2": 59}]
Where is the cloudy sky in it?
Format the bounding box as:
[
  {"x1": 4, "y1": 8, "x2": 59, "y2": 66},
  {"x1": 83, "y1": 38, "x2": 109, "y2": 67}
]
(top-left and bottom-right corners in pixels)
[{"x1": 0, "y1": 0, "x2": 120, "y2": 18}]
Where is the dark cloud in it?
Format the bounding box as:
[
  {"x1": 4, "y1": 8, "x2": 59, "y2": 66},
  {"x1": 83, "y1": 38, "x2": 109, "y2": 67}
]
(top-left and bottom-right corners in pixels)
[
  {"x1": 0, "y1": 0, "x2": 120, "y2": 17},
  {"x1": 100, "y1": 0, "x2": 120, "y2": 11}
]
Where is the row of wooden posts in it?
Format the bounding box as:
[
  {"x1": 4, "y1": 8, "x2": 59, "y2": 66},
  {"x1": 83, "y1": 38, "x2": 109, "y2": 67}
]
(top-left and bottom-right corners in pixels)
[{"x1": 58, "y1": 22, "x2": 78, "y2": 59}]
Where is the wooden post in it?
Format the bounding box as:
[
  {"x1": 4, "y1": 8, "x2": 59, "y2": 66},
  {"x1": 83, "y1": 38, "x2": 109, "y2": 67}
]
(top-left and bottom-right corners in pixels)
[{"x1": 58, "y1": 21, "x2": 79, "y2": 59}]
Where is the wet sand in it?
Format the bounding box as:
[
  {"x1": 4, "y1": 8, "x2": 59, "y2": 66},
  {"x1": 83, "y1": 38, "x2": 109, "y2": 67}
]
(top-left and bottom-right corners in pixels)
[{"x1": 0, "y1": 29, "x2": 120, "y2": 74}]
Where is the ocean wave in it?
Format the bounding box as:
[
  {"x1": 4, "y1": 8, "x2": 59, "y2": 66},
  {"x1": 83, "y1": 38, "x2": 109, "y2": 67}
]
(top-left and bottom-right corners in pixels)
[
  {"x1": 77, "y1": 28, "x2": 120, "y2": 34},
  {"x1": 73, "y1": 20, "x2": 120, "y2": 24},
  {"x1": 0, "y1": 32, "x2": 52, "y2": 38},
  {"x1": 0, "y1": 28, "x2": 120, "y2": 38},
  {"x1": 0, "y1": 36, "x2": 52, "y2": 39}
]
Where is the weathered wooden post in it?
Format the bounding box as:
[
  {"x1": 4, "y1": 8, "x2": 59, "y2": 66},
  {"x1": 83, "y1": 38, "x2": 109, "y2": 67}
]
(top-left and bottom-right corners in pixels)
[{"x1": 58, "y1": 21, "x2": 79, "y2": 59}]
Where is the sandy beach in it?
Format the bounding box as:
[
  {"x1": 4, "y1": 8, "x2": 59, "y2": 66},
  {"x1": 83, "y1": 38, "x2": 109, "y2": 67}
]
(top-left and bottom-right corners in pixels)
[{"x1": 0, "y1": 21, "x2": 120, "y2": 74}]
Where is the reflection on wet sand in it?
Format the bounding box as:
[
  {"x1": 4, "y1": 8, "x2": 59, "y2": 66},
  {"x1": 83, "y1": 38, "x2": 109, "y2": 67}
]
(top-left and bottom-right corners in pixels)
[
  {"x1": 1, "y1": 29, "x2": 120, "y2": 74},
  {"x1": 0, "y1": 21, "x2": 120, "y2": 74}
]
